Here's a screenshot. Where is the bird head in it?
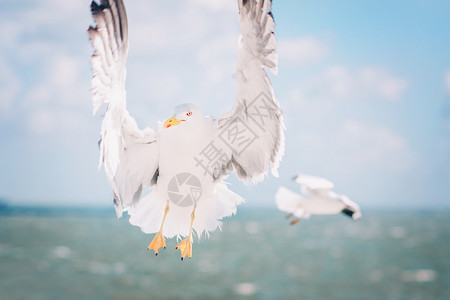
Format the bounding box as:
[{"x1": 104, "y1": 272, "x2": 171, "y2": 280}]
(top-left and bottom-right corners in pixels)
[{"x1": 164, "y1": 103, "x2": 204, "y2": 129}]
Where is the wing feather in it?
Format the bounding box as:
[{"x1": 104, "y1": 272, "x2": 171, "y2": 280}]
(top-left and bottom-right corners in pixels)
[
  {"x1": 214, "y1": 0, "x2": 285, "y2": 183},
  {"x1": 88, "y1": 0, "x2": 159, "y2": 217},
  {"x1": 293, "y1": 174, "x2": 334, "y2": 197}
]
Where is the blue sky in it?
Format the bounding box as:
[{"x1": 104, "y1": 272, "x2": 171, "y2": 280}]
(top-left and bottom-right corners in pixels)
[{"x1": 0, "y1": 0, "x2": 449, "y2": 209}]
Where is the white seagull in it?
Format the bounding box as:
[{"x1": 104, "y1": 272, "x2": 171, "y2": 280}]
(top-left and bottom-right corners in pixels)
[
  {"x1": 88, "y1": 0, "x2": 284, "y2": 259},
  {"x1": 276, "y1": 174, "x2": 361, "y2": 225}
]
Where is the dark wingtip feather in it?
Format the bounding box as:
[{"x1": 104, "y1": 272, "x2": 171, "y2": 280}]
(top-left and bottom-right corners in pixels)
[
  {"x1": 90, "y1": 1, "x2": 101, "y2": 14},
  {"x1": 268, "y1": 11, "x2": 275, "y2": 22},
  {"x1": 341, "y1": 208, "x2": 355, "y2": 219},
  {"x1": 113, "y1": 194, "x2": 121, "y2": 212},
  {"x1": 87, "y1": 25, "x2": 97, "y2": 34},
  {"x1": 90, "y1": 0, "x2": 110, "y2": 15}
]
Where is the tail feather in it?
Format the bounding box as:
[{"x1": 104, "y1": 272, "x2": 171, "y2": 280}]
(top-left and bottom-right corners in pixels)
[{"x1": 128, "y1": 183, "x2": 244, "y2": 239}]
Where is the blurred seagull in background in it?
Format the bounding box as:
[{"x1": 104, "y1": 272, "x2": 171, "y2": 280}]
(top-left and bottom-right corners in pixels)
[
  {"x1": 88, "y1": 0, "x2": 284, "y2": 260},
  {"x1": 276, "y1": 174, "x2": 361, "y2": 225}
]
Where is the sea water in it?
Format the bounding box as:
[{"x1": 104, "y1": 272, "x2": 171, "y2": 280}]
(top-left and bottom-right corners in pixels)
[{"x1": 0, "y1": 208, "x2": 449, "y2": 299}]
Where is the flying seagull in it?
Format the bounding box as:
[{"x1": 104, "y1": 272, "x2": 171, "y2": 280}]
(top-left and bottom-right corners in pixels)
[
  {"x1": 276, "y1": 174, "x2": 361, "y2": 225},
  {"x1": 88, "y1": 0, "x2": 284, "y2": 260}
]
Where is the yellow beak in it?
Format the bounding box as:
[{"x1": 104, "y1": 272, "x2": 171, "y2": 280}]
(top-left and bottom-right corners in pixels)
[{"x1": 164, "y1": 115, "x2": 185, "y2": 128}]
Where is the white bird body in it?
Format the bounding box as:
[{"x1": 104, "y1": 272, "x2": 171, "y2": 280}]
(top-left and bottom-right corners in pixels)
[
  {"x1": 276, "y1": 174, "x2": 361, "y2": 223},
  {"x1": 129, "y1": 106, "x2": 243, "y2": 238},
  {"x1": 88, "y1": 0, "x2": 284, "y2": 250},
  {"x1": 155, "y1": 108, "x2": 215, "y2": 205}
]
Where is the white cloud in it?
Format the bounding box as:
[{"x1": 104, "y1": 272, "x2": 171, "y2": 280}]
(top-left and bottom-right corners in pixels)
[
  {"x1": 121, "y1": 0, "x2": 240, "y2": 121},
  {"x1": 359, "y1": 67, "x2": 408, "y2": 100},
  {"x1": 193, "y1": 0, "x2": 236, "y2": 11},
  {"x1": 49, "y1": 54, "x2": 83, "y2": 90},
  {"x1": 337, "y1": 121, "x2": 413, "y2": 167},
  {"x1": 292, "y1": 65, "x2": 408, "y2": 104},
  {"x1": 296, "y1": 120, "x2": 417, "y2": 172},
  {"x1": 20, "y1": 0, "x2": 87, "y2": 25},
  {"x1": 278, "y1": 37, "x2": 329, "y2": 65},
  {"x1": 0, "y1": 58, "x2": 21, "y2": 115},
  {"x1": 29, "y1": 109, "x2": 89, "y2": 135},
  {"x1": 22, "y1": 53, "x2": 89, "y2": 112},
  {"x1": 127, "y1": 1, "x2": 237, "y2": 54},
  {"x1": 0, "y1": 0, "x2": 92, "y2": 124},
  {"x1": 24, "y1": 85, "x2": 50, "y2": 104},
  {"x1": 321, "y1": 65, "x2": 354, "y2": 98},
  {"x1": 196, "y1": 34, "x2": 238, "y2": 83},
  {"x1": 445, "y1": 71, "x2": 450, "y2": 92},
  {"x1": 0, "y1": 21, "x2": 22, "y2": 49},
  {"x1": 29, "y1": 110, "x2": 53, "y2": 134}
]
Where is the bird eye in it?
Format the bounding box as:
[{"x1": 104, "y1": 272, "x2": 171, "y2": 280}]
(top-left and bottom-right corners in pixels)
[{"x1": 186, "y1": 112, "x2": 192, "y2": 116}]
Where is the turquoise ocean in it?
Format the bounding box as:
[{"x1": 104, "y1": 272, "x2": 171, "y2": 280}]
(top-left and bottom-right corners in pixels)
[{"x1": 0, "y1": 207, "x2": 449, "y2": 299}]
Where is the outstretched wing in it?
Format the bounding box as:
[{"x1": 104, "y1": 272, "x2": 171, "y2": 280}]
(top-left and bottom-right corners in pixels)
[
  {"x1": 293, "y1": 174, "x2": 334, "y2": 196},
  {"x1": 88, "y1": 0, "x2": 159, "y2": 217},
  {"x1": 214, "y1": 0, "x2": 285, "y2": 183}
]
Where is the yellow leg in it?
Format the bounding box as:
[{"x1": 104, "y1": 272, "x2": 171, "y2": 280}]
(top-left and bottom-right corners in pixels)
[
  {"x1": 147, "y1": 201, "x2": 170, "y2": 255},
  {"x1": 176, "y1": 204, "x2": 197, "y2": 261},
  {"x1": 290, "y1": 218, "x2": 301, "y2": 226}
]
